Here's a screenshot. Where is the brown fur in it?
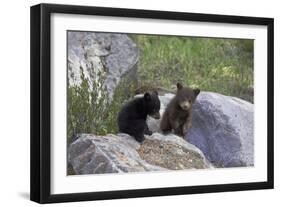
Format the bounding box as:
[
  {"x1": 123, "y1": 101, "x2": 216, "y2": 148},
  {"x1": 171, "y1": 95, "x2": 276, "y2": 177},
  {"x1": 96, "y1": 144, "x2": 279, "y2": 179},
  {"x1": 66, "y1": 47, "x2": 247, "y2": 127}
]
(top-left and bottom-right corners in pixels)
[{"x1": 160, "y1": 83, "x2": 200, "y2": 137}]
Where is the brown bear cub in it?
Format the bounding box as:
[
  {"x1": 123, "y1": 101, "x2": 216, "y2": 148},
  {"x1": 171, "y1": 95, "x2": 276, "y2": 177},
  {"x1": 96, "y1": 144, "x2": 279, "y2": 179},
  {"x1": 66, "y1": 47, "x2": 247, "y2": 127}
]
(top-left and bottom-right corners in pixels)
[{"x1": 160, "y1": 83, "x2": 200, "y2": 137}]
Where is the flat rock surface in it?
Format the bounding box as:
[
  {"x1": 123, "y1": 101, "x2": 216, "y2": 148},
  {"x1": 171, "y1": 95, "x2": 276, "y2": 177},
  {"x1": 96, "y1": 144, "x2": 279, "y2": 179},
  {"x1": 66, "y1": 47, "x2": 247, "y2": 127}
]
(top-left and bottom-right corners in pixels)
[{"x1": 139, "y1": 133, "x2": 209, "y2": 170}]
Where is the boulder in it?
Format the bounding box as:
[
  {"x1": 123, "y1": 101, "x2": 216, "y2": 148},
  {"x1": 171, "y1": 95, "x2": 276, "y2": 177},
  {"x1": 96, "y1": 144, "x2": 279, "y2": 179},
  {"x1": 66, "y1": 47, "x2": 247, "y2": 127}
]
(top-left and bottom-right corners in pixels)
[
  {"x1": 68, "y1": 133, "x2": 210, "y2": 175},
  {"x1": 147, "y1": 92, "x2": 254, "y2": 168},
  {"x1": 67, "y1": 32, "x2": 139, "y2": 100},
  {"x1": 186, "y1": 92, "x2": 254, "y2": 167}
]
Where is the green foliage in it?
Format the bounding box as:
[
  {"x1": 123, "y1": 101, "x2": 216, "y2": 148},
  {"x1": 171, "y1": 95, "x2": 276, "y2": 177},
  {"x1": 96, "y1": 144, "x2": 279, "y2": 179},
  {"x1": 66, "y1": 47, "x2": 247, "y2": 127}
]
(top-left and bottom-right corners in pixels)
[
  {"x1": 67, "y1": 70, "x2": 136, "y2": 145},
  {"x1": 67, "y1": 70, "x2": 109, "y2": 144},
  {"x1": 133, "y1": 35, "x2": 254, "y2": 102}
]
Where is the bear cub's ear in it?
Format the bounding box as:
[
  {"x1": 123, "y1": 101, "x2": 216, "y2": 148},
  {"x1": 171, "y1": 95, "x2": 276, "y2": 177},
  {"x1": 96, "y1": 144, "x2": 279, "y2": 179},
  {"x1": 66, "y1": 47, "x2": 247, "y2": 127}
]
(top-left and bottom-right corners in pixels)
[
  {"x1": 176, "y1": 83, "x2": 183, "y2": 90},
  {"x1": 144, "y1": 92, "x2": 151, "y2": 101},
  {"x1": 193, "y1": 89, "x2": 200, "y2": 97}
]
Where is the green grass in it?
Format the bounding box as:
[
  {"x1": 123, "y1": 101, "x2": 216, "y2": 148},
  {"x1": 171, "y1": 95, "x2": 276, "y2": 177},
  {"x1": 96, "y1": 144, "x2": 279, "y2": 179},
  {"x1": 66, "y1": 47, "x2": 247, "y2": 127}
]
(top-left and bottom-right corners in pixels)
[{"x1": 132, "y1": 35, "x2": 253, "y2": 102}]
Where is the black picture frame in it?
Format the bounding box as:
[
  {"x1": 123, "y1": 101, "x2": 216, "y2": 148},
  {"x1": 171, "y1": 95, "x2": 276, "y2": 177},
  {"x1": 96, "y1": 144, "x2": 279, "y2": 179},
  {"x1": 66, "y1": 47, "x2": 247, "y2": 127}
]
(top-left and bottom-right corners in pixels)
[{"x1": 30, "y1": 3, "x2": 274, "y2": 204}]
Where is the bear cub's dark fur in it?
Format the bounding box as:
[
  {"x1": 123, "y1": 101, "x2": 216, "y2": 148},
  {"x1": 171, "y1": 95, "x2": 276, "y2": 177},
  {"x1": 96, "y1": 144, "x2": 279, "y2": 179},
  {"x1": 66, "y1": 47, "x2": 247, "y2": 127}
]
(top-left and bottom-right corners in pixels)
[
  {"x1": 160, "y1": 83, "x2": 200, "y2": 137},
  {"x1": 117, "y1": 91, "x2": 160, "y2": 143}
]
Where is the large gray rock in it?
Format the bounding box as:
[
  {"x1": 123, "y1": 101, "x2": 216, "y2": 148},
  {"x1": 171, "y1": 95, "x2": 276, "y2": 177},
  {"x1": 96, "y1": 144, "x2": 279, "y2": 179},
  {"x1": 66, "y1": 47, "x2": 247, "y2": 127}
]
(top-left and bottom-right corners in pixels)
[
  {"x1": 67, "y1": 32, "x2": 139, "y2": 100},
  {"x1": 68, "y1": 133, "x2": 210, "y2": 175},
  {"x1": 186, "y1": 92, "x2": 254, "y2": 167},
  {"x1": 147, "y1": 92, "x2": 254, "y2": 167}
]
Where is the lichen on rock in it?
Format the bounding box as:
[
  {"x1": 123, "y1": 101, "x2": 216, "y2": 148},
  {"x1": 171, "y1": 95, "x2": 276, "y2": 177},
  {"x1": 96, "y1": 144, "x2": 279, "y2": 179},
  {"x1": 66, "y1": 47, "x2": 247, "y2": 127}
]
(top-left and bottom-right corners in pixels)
[{"x1": 138, "y1": 134, "x2": 207, "y2": 170}]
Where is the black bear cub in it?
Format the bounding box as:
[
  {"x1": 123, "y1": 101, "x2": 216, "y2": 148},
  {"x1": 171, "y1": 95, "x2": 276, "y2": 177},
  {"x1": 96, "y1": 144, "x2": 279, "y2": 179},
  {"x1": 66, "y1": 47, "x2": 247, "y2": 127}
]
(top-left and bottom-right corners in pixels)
[
  {"x1": 117, "y1": 91, "x2": 161, "y2": 143},
  {"x1": 160, "y1": 83, "x2": 200, "y2": 137}
]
